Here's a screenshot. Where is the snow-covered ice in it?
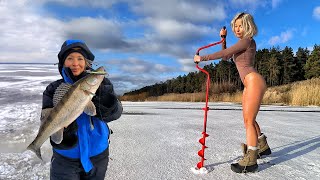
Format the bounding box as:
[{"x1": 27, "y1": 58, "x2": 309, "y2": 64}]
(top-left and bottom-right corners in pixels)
[{"x1": 0, "y1": 64, "x2": 319, "y2": 180}]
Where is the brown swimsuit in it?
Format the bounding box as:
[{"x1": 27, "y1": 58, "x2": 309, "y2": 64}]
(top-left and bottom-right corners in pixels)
[{"x1": 201, "y1": 38, "x2": 257, "y2": 83}]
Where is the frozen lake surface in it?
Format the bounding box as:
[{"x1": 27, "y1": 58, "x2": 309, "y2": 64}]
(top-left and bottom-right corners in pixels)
[{"x1": 0, "y1": 64, "x2": 319, "y2": 179}]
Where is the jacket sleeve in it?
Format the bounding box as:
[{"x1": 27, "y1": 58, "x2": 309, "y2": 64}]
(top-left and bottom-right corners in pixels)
[
  {"x1": 92, "y1": 78, "x2": 123, "y2": 123},
  {"x1": 201, "y1": 38, "x2": 251, "y2": 61},
  {"x1": 42, "y1": 82, "x2": 56, "y2": 109}
]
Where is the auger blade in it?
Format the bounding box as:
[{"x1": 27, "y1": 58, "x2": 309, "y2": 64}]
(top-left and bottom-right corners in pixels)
[
  {"x1": 198, "y1": 149, "x2": 204, "y2": 157},
  {"x1": 202, "y1": 132, "x2": 209, "y2": 137},
  {"x1": 199, "y1": 137, "x2": 206, "y2": 145},
  {"x1": 199, "y1": 138, "x2": 204, "y2": 145},
  {"x1": 197, "y1": 161, "x2": 203, "y2": 169}
]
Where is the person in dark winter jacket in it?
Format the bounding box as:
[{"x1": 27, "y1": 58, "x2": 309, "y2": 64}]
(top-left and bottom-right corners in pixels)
[{"x1": 42, "y1": 39, "x2": 122, "y2": 180}]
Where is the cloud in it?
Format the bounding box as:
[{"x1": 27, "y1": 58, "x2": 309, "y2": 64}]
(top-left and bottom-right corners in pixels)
[
  {"x1": 271, "y1": 0, "x2": 283, "y2": 9},
  {"x1": 64, "y1": 17, "x2": 130, "y2": 50},
  {"x1": 1, "y1": 0, "x2": 224, "y2": 72},
  {"x1": 62, "y1": 13, "x2": 215, "y2": 59},
  {"x1": 268, "y1": 30, "x2": 293, "y2": 45},
  {"x1": 0, "y1": 0, "x2": 232, "y2": 94},
  {"x1": 0, "y1": 1, "x2": 64, "y2": 63},
  {"x1": 229, "y1": 0, "x2": 266, "y2": 11},
  {"x1": 178, "y1": 58, "x2": 196, "y2": 72},
  {"x1": 110, "y1": 74, "x2": 165, "y2": 95},
  {"x1": 35, "y1": 0, "x2": 121, "y2": 8},
  {"x1": 106, "y1": 57, "x2": 178, "y2": 95},
  {"x1": 313, "y1": 6, "x2": 320, "y2": 20},
  {"x1": 131, "y1": 0, "x2": 226, "y2": 23},
  {"x1": 145, "y1": 18, "x2": 213, "y2": 43},
  {"x1": 109, "y1": 57, "x2": 174, "y2": 74}
]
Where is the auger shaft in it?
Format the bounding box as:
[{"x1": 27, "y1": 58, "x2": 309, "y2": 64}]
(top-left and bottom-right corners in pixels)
[
  {"x1": 196, "y1": 64, "x2": 210, "y2": 169},
  {"x1": 195, "y1": 38, "x2": 224, "y2": 169}
]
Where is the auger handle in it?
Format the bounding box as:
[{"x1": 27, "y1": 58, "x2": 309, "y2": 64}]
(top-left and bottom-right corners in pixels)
[{"x1": 195, "y1": 39, "x2": 225, "y2": 56}]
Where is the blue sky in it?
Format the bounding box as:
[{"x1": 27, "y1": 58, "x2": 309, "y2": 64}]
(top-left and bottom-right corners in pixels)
[{"x1": 1, "y1": 0, "x2": 320, "y2": 95}]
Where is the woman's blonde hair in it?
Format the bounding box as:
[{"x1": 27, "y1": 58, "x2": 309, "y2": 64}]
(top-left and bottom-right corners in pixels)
[{"x1": 231, "y1": 12, "x2": 257, "y2": 38}]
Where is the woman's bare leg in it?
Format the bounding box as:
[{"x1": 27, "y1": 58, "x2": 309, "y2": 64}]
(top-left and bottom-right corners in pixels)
[
  {"x1": 254, "y1": 121, "x2": 261, "y2": 137},
  {"x1": 242, "y1": 90, "x2": 262, "y2": 144},
  {"x1": 242, "y1": 72, "x2": 266, "y2": 147}
]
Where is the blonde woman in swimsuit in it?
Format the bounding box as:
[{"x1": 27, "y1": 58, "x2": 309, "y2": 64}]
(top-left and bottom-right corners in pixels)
[{"x1": 194, "y1": 12, "x2": 271, "y2": 173}]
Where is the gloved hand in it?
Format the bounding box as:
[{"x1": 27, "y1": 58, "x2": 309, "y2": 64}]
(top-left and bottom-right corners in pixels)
[
  {"x1": 93, "y1": 91, "x2": 118, "y2": 119},
  {"x1": 92, "y1": 78, "x2": 123, "y2": 122}
]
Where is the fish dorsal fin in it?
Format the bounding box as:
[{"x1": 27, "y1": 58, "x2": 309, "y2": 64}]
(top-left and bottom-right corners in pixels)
[
  {"x1": 84, "y1": 101, "x2": 97, "y2": 116},
  {"x1": 53, "y1": 83, "x2": 72, "y2": 106},
  {"x1": 50, "y1": 129, "x2": 64, "y2": 144}
]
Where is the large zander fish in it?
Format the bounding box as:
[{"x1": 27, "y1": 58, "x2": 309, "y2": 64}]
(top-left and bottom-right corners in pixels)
[{"x1": 27, "y1": 66, "x2": 106, "y2": 160}]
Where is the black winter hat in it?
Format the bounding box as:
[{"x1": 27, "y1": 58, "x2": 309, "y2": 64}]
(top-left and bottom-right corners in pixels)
[{"x1": 57, "y1": 40, "x2": 95, "y2": 74}]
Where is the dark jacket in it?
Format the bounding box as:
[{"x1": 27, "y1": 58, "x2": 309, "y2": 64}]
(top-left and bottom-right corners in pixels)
[
  {"x1": 42, "y1": 68, "x2": 122, "y2": 172},
  {"x1": 42, "y1": 72, "x2": 123, "y2": 150}
]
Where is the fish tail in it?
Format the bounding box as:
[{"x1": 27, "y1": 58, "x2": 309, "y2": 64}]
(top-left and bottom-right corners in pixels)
[{"x1": 27, "y1": 143, "x2": 42, "y2": 160}]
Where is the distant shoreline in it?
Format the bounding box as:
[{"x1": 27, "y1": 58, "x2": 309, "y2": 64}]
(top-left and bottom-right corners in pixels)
[{"x1": 121, "y1": 78, "x2": 320, "y2": 106}]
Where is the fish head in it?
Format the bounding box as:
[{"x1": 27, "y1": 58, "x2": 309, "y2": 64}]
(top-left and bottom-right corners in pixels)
[{"x1": 80, "y1": 66, "x2": 106, "y2": 94}]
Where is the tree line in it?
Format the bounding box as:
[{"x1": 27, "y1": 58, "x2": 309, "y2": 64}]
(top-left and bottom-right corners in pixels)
[{"x1": 123, "y1": 45, "x2": 320, "y2": 97}]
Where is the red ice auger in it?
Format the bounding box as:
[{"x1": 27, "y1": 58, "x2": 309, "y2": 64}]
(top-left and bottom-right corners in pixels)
[{"x1": 191, "y1": 38, "x2": 225, "y2": 174}]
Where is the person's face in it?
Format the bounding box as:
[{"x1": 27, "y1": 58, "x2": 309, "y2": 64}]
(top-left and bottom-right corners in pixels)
[
  {"x1": 234, "y1": 19, "x2": 244, "y2": 39},
  {"x1": 64, "y1": 52, "x2": 86, "y2": 76}
]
